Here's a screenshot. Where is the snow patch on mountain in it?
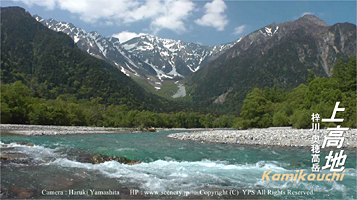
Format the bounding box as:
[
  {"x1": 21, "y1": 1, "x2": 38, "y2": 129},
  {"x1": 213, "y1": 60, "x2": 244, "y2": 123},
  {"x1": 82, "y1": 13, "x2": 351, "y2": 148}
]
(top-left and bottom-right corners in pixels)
[
  {"x1": 260, "y1": 26, "x2": 279, "y2": 37},
  {"x1": 172, "y1": 83, "x2": 186, "y2": 98}
]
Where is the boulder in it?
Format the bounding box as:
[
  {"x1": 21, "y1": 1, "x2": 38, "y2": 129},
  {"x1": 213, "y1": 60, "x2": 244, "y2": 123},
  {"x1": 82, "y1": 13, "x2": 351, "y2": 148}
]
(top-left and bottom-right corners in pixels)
[{"x1": 90, "y1": 154, "x2": 141, "y2": 165}]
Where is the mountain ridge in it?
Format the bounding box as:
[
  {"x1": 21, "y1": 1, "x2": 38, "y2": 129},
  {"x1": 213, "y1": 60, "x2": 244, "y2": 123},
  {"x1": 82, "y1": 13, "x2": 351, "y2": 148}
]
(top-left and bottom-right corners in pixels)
[
  {"x1": 122, "y1": 34, "x2": 239, "y2": 78},
  {"x1": 34, "y1": 15, "x2": 157, "y2": 78},
  {"x1": 186, "y1": 14, "x2": 356, "y2": 113}
]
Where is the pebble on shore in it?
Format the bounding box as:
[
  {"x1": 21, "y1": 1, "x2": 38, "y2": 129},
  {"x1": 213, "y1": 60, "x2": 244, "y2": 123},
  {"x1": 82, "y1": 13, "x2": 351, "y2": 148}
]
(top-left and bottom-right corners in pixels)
[{"x1": 167, "y1": 128, "x2": 357, "y2": 148}]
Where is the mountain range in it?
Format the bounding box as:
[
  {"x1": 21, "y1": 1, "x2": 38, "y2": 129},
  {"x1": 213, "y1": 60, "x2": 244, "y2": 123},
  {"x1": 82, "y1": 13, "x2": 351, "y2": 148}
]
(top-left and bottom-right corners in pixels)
[{"x1": 34, "y1": 15, "x2": 237, "y2": 91}]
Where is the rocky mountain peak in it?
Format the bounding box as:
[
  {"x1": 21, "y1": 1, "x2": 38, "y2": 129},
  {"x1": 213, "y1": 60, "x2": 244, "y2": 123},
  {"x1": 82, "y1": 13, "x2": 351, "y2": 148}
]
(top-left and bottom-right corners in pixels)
[{"x1": 297, "y1": 14, "x2": 330, "y2": 27}]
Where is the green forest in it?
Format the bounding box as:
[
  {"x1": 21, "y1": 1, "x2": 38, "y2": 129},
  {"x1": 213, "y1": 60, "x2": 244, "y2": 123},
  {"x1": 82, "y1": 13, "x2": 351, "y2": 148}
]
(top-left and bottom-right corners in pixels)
[
  {"x1": 1, "y1": 56, "x2": 355, "y2": 129},
  {"x1": 0, "y1": 81, "x2": 236, "y2": 128},
  {"x1": 235, "y1": 56, "x2": 356, "y2": 129}
]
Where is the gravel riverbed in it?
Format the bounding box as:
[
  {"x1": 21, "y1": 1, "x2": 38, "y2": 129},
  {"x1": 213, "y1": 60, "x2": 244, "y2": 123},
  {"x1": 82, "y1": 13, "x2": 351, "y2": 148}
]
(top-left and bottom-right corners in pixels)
[
  {"x1": 0, "y1": 124, "x2": 208, "y2": 136},
  {"x1": 0, "y1": 124, "x2": 140, "y2": 135},
  {"x1": 167, "y1": 127, "x2": 357, "y2": 148}
]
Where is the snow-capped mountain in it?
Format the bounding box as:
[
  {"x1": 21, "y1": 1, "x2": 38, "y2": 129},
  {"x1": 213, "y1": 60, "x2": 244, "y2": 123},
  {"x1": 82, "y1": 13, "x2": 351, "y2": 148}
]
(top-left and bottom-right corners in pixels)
[
  {"x1": 33, "y1": 15, "x2": 239, "y2": 87},
  {"x1": 122, "y1": 35, "x2": 239, "y2": 78},
  {"x1": 34, "y1": 15, "x2": 156, "y2": 79}
]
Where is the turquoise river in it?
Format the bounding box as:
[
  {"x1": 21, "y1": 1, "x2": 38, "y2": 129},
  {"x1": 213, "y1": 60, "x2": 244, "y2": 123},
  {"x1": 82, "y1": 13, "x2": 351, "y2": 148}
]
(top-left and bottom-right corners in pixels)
[{"x1": 1, "y1": 131, "x2": 356, "y2": 199}]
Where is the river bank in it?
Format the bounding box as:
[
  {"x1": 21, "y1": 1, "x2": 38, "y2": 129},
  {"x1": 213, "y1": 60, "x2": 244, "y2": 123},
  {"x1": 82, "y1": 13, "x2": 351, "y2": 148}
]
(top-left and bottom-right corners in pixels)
[
  {"x1": 167, "y1": 127, "x2": 357, "y2": 148},
  {"x1": 0, "y1": 124, "x2": 209, "y2": 136}
]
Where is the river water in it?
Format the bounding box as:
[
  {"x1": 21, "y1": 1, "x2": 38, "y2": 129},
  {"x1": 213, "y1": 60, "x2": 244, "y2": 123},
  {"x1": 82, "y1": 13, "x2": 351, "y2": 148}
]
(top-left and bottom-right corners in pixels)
[{"x1": 1, "y1": 131, "x2": 356, "y2": 199}]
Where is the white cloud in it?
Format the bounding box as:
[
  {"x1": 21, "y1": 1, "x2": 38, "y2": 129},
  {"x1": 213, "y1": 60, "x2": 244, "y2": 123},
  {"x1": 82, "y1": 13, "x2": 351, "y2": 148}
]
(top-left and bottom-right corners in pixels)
[
  {"x1": 55, "y1": 0, "x2": 138, "y2": 23},
  {"x1": 14, "y1": 0, "x2": 56, "y2": 10},
  {"x1": 233, "y1": 25, "x2": 246, "y2": 35},
  {"x1": 195, "y1": 0, "x2": 228, "y2": 31},
  {"x1": 124, "y1": 0, "x2": 163, "y2": 23},
  {"x1": 111, "y1": 31, "x2": 148, "y2": 43},
  {"x1": 151, "y1": 0, "x2": 195, "y2": 34},
  {"x1": 13, "y1": 0, "x2": 195, "y2": 34},
  {"x1": 293, "y1": 12, "x2": 315, "y2": 20},
  {"x1": 301, "y1": 12, "x2": 314, "y2": 17}
]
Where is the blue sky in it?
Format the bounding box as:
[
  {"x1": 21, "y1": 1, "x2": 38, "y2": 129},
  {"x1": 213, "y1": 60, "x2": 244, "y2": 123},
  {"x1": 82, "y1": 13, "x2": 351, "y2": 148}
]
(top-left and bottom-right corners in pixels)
[{"x1": 2, "y1": 0, "x2": 356, "y2": 46}]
